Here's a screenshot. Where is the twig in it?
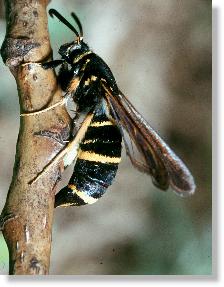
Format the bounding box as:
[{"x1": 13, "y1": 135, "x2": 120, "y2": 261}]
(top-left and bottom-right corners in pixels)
[{"x1": 0, "y1": 0, "x2": 70, "y2": 275}]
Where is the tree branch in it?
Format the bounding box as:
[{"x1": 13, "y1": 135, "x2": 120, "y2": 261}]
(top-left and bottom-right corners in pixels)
[{"x1": 0, "y1": 0, "x2": 70, "y2": 274}]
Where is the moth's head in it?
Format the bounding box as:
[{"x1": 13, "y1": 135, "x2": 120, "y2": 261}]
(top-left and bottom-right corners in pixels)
[
  {"x1": 49, "y1": 9, "x2": 90, "y2": 62},
  {"x1": 58, "y1": 40, "x2": 90, "y2": 62}
]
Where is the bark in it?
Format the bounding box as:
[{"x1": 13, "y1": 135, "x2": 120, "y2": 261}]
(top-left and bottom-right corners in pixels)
[{"x1": 0, "y1": 0, "x2": 70, "y2": 274}]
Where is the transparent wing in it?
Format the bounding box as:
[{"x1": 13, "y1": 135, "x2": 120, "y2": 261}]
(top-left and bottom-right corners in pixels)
[{"x1": 103, "y1": 85, "x2": 196, "y2": 197}]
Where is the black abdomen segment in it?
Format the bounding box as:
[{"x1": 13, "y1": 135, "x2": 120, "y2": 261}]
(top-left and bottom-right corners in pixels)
[{"x1": 55, "y1": 113, "x2": 122, "y2": 207}]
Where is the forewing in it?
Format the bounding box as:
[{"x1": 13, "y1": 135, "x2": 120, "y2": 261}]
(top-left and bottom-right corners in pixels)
[{"x1": 103, "y1": 86, "x2": 195, "y2": 197}]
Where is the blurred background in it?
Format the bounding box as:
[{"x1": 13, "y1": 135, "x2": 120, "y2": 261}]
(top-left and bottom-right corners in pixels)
[{"x1": 0, "y1": 0, "x2": 211, "y2": 275}]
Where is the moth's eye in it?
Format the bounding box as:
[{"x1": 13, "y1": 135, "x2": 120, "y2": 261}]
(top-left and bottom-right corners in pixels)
[{"x1": 70, "y1": 44, "x2": 81, "y2": 54}]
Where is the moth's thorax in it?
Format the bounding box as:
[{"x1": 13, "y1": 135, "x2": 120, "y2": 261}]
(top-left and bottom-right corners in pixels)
[{"x1": 59, "y1": 40, "x2": 90, "y2": 64}]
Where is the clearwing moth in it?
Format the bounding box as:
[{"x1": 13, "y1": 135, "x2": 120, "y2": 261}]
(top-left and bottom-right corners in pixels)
[{"x1": 21, "y1": 9, "x2": 196, "y2": 207}]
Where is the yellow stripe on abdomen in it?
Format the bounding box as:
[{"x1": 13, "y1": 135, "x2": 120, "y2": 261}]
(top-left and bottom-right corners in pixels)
[
  {"x1": 78, "y1": 150, "x2": 121, "y2": 164},
  {"x1": 90, "y1": 121, "x2": 113, "y2": 127},
  {"x1": 68, "y1": 184, "x2": 98, "y2": 205}
]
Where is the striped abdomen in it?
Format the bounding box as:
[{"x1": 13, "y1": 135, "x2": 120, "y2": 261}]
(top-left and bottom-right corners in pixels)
[{"x1": 55, "y1": 112, "x2": 122, "y2": 207}]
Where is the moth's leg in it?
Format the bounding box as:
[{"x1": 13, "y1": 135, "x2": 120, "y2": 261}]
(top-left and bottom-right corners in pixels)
[
  {"x1": 20, "y1": 60, "x2": 69, "y2": 117},
  {"x1": 30, "y1": 60, "x2": 89, "y2": 119},
  {"x1": 28, "y1": 143, "x2": 70, "y2": 185},
  {"x1": 71, "y1": 111, "x2": 82, "y2": 137},
  {"x1": 20, "y1": 92, "x2": 71, "y2": 117},
  {"x1": 29, "y1": 113, "x2": 94, "y2": 185},
  {"x1": 58, "y1": 62, "x2": 74, "y2": 91},
  {"x1": 28, "y1": 128, "x2": 71, "y2": 185},
  {"x1": 41, "y1": 59, "x2": 64, "y2": 70},
  {"x1": 21, "y1": 59, "x2": 64, "y2": 69}
]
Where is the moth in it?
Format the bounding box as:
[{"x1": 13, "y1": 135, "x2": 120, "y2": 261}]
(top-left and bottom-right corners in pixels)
[{"x1": 22, "y1": 9, "x2": 195, "y2": 207}]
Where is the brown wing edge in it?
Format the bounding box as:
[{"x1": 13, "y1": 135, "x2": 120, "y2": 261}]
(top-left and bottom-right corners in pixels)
[
  {"x1": 107, "y1": 95, "x2": 170, "y2": 191},
  {"x1": 103, "y1": 86, "x2": 196, "y2": 197}
]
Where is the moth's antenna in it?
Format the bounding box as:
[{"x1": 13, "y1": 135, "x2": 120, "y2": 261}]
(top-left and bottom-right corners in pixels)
[
  {"x1": 49, "y1": 9, "x2": 80, "y2": 38},
  {"x1": 71, "y1": 12, "x2": 83, "y2": 40}
]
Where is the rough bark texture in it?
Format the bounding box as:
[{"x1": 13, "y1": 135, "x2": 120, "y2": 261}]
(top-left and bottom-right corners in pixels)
[{"x1": 0, "y1": 0, "x2": 70, "y2": 274}]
